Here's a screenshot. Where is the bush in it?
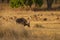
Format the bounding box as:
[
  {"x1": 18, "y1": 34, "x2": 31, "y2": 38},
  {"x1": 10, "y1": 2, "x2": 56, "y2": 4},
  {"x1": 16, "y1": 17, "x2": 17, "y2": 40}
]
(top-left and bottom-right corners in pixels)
[
  {"x1": 10, "y1": 0, "x2": 20, "y2": 8},
  {"x1": 10, "y1": 0, "x2": 43, "y2": 8},
  {"x1": 35, "y1": 0, "x2": 43, "y2": 7}
]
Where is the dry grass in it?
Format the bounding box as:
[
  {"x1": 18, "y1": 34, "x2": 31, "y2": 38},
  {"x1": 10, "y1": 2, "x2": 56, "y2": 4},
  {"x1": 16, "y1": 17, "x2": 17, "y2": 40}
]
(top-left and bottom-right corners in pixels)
[
  {"x1": 0, "y1": 3, "x2": 60, "y2": 40},
  {"x1": 0, "y1": 16, "x2": 60, "y2": 40},
  {"x1": 0, "y1": 18, "x2": 32, "y2": 40},
  {"x1": 0, "y1": 11, "x2": 60, "y2": 40},
  {"x1": 0, "y1": 24, "x2": 56, "y2": 40}
]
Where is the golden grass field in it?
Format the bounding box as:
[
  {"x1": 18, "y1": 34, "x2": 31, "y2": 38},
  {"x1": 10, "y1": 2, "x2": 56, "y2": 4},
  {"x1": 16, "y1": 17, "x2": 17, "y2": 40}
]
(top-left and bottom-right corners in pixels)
[{"x1": 0, "y1": 3, "x2": 60, "y2": 40}]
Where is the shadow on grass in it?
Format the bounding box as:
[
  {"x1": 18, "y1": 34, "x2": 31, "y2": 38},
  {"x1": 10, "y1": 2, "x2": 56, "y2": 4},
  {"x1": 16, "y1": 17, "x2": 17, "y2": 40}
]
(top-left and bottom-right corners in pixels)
[{"x1": 31, "y1": 6, "x2": 60, "y2": 12}]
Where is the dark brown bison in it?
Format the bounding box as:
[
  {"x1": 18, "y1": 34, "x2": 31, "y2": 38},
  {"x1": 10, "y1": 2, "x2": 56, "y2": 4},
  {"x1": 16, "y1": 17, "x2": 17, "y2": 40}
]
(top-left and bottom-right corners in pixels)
[{"x1": 16, "y1": 18, "x2": 30, "y2": 27}]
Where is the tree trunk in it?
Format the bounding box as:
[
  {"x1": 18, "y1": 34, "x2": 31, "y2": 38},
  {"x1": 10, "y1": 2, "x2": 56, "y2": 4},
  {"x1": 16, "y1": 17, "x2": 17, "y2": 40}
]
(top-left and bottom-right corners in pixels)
[{"x1": 46, "y1": 0, "x2": 54, "y2": 10}]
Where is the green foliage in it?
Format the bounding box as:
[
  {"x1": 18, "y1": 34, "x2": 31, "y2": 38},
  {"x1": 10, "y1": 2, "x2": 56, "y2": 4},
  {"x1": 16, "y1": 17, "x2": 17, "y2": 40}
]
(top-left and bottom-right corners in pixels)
[
  {"x1": 35, "y1": 0, "x2": 43, "y2": 7},
  {"x1": 24, "y1": 0, "x2": 33, "y2": 7},
  {"x1": 10, "y1": 0, "x2": 43, "y2": 8},
  {"x1": 10, "y1": 0, "x2": 20, "y2": 8}
]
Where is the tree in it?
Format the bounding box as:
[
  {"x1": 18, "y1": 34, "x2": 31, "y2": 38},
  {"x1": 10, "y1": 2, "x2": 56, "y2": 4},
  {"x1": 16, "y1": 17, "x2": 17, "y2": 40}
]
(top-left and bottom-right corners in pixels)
[{"x1": 46, "y1": 0, "x2": 54, "y2": 10}]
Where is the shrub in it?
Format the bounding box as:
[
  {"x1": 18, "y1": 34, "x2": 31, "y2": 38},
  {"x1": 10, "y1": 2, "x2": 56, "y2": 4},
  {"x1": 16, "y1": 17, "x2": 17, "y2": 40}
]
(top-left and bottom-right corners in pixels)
[
  {"x1": 10, "y1": 0, "x2": 43, "y2": 8},
  {"x1": 35, "y1": 0, "x2": 43, "y2": 7},
  {"x1": 10, "y1": 0, "x2": 20, "y2": 8}
]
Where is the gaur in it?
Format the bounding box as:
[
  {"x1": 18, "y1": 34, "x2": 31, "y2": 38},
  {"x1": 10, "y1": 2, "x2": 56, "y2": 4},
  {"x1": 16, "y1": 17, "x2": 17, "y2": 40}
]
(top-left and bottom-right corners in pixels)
[{"x1": 16, "y1": 18, "x2": 30, "y2": 27}]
